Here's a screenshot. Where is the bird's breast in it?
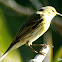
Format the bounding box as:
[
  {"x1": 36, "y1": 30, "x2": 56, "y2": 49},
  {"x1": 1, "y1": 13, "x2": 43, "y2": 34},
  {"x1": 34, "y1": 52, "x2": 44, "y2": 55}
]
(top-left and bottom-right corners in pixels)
[{"x1": 23, "y1": 21, "x2": 51, "y2": 46}]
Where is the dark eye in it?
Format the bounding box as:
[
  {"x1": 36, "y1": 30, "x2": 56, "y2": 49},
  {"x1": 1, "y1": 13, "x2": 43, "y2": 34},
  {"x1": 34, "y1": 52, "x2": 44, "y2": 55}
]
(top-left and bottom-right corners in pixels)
[
  {"x1": 44, "y1": 46, "x2": 47, "y2": 48},
  {"x1": 38, "y1": 8, "x2": 44, "y2": 11},
  {"x1": 52, "y1": 10, "x2": 54, "y2": 12}
]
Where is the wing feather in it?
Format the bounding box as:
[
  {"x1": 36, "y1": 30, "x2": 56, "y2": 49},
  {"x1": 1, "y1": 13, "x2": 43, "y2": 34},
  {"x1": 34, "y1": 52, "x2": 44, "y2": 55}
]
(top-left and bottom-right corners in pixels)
[{"x1": 14, "y1": 13, "x2": 43, "y2": 42}]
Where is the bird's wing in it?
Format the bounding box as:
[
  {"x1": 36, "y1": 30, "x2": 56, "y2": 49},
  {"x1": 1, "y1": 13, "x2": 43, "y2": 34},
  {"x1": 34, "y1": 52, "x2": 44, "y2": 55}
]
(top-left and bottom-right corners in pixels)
[{"x1": 15, "y1": 13, "x2": 43, "y2": 42}]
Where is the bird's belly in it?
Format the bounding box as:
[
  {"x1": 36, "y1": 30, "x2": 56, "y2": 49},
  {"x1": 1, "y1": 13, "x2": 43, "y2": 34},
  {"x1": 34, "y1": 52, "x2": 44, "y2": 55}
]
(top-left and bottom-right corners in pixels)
[
  {"x1": 30, "y1": 28, "x2": 44, "y2": 42},
  {"x1": 27, "y1": 24, "x2": 50, "y2": 46}
]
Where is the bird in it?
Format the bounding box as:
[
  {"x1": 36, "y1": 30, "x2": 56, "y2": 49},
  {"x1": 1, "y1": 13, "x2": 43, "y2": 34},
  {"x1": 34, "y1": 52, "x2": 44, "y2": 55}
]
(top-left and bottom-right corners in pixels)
[{"x1": 0, "y1": 6, "x2": 62, "y2": 61}]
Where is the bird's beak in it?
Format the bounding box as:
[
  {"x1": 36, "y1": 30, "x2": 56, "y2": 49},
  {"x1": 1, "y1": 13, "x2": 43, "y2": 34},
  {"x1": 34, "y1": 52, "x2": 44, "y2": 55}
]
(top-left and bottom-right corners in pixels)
[{"x1": 57, "y1": 12, "x2": 62, "y2": 16}]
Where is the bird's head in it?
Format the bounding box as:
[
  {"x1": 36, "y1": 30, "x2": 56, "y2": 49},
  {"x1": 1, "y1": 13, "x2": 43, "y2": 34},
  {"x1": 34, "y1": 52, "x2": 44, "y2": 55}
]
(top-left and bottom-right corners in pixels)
[{"x1": 37, "y1": 6, "x2": 62, "y2": 20}]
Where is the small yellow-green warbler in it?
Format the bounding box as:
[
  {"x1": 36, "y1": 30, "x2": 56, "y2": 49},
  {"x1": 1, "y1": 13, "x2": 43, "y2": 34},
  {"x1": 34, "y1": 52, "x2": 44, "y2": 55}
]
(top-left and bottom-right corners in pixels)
[{"x1": 0, "y1": 6, "x2": 62, "y2": 61}]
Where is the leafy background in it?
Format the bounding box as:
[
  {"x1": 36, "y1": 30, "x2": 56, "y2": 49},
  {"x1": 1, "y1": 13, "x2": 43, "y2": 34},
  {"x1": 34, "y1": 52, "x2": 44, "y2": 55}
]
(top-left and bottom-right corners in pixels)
[{"x1": 0, "y1": 0, "x2": 62, "y2": 62}]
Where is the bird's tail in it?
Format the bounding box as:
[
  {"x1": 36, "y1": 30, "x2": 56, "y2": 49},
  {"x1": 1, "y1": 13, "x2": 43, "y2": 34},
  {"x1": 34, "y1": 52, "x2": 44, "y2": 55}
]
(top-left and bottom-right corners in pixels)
[
  {"x1": 0, "y1": 40, "x2": 24, "y2": 61},
  {"x1": 0, "y1": 43, "x2": 13, "y2": 61},
  {"x1": 0, "y1": 52, "x2": 9, "y2": 61}
]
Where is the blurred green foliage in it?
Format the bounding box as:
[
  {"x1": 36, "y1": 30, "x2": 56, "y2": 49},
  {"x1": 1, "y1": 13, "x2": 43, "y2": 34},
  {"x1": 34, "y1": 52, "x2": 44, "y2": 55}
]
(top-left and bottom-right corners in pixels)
[
  {"x1": 0, "y1": 6, "x2": 22, "y2": 62},
  {"x1": 0, "y1": 7, "x2": 12, "y2": 51},
  {"x1": 0, "y1": 0, "x2": 62, "y2": 62}
]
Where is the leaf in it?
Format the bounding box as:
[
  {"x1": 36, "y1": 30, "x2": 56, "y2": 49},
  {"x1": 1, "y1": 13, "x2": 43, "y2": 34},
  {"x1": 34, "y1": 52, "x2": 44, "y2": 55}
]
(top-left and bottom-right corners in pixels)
[
  {"x1": 54, "y1": 46, "x2": 62, "y2": 62},
  {"x1": 0, "y1": 7, "x2": 22, "y2": 62}
]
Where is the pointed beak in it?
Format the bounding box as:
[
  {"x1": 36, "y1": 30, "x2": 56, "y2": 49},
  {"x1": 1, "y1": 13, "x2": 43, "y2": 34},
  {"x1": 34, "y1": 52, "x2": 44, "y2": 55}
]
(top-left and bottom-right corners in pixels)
[{"x1": 57, "y1": 12, "x2": 62, "y2": 16}]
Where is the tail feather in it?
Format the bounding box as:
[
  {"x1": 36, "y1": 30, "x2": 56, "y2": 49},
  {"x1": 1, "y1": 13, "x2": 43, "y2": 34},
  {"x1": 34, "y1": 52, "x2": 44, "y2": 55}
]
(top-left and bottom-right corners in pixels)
[
  {"x1": 0, "y1": 44, "x2": 13, "y2": 61},
  {"x1": 0, "y1": 40, "x2": 24, "y2": 61},
  {"x1": 0, "y1": 42, "x2": 15, "y2": 61},
  {"x1": 0, "y1": 52, "x2": 8, "y2": 61}
]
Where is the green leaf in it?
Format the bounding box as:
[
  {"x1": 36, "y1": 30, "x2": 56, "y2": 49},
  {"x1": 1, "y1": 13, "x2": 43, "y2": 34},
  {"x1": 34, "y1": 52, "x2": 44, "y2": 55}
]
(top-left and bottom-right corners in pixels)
[
  {"x1": 0, "y1": 7, "x2": 22, "y2": 62},
  {"x1": 54, "y1": 46, "x2": 62, "y2": 62}
]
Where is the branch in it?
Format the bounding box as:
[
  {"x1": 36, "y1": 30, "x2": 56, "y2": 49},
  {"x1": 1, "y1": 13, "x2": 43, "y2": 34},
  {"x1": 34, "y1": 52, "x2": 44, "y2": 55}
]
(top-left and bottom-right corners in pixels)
[{"x1": 29, "y1": 45, "x2": 50, "y2": 62}]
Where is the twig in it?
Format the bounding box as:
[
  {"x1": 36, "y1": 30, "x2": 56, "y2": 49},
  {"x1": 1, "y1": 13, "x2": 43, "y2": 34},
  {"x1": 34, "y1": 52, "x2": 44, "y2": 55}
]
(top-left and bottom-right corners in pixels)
[{"x1": 29, "y1": 45, "x2": 50, "y2": 62}]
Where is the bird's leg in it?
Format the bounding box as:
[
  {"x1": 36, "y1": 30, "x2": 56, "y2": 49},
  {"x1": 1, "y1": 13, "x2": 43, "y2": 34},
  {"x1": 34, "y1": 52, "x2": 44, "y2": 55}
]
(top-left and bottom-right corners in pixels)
[
  {"x1": 26, "y1": 41, "x2": 38, "y2": 53},
  {"x1": 27, "y1": 46, "x2": 38, "y2": 53},
  {"x1": 32, "y1": 44, "x2": 54, "y2": 47},
  {"x1": 31, "y1": 44, "x2": 53, "y2": 55},
  {"x1": 39, "y1": 46, "x2": 47, "y2": 55},
  {"x1": 32, "y1": 44, "x2": 53, "y2": 55},
  {"x1": 32, "y1": 44, "x2": 46, "y2": 46},
  {"x1": 31, "y1": 44, "x2": 46, "y2": 55},
  {"x1": 26, "y1": 41, "x2": 53, "y2": 54}
]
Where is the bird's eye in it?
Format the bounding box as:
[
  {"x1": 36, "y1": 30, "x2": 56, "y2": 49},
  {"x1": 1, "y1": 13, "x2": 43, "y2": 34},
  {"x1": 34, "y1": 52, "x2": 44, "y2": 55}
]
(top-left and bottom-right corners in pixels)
[
  {"x1": 38, "y1": 8, "x2": 44, "y2": 11},
  {"x1": 52, "y1": 10, "x2": 54, "y2": 12}
]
